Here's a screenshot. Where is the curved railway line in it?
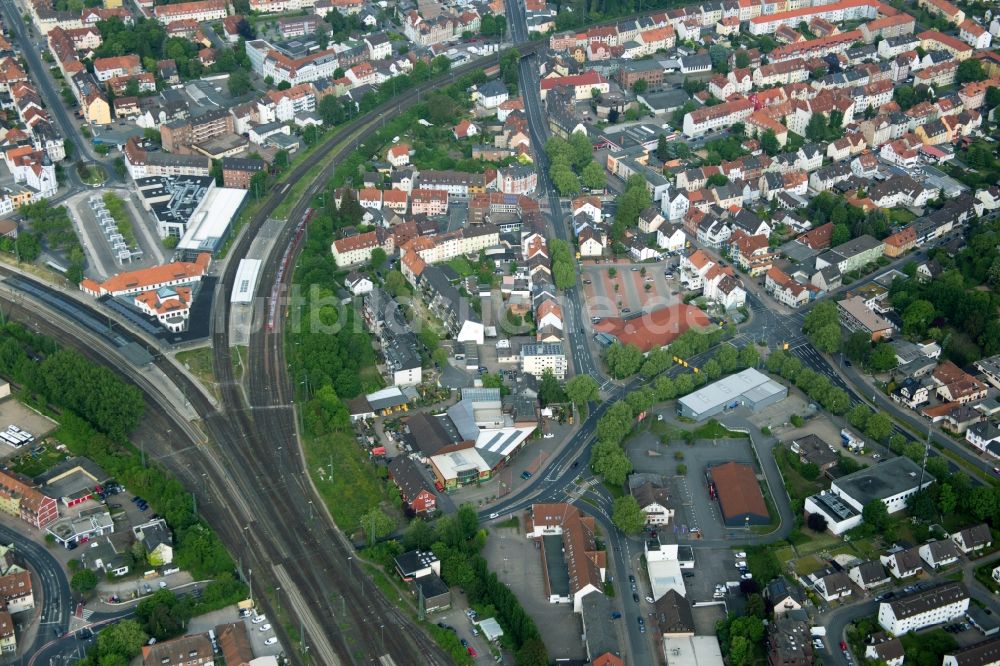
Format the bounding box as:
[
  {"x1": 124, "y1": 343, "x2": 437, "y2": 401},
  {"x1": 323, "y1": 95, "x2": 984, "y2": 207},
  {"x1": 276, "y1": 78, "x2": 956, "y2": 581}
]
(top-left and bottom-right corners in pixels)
[{"x1": 0, "y1": 40, "x2": 546, "y2": 666}]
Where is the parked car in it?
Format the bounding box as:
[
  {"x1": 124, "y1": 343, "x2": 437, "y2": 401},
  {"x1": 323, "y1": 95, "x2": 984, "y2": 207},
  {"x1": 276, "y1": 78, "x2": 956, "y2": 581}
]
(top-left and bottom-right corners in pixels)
[
  {"x1": 734, "y1": 552, "x2": 746, "y2": 559},
  {"x1": 259, "y1": 624, "x2": 271, "y2": 632},
  {"x1": 520, "y1": 471, "x2": 532, "y2": 480},
  {"x1": 611, "y1": 612, "x2": 622, "y2": 620},
  {"x1": 468, "y1": 647, "x2": 478, "y2": 657},
  {"x1": 460, "y1": 639, "x2": 469, "y2": 648},
  {"x1": 632, "y1": 592, "x2": 640, "y2": 603},
  {"x1": 252, "y1": 615, "x2": 266, "y2": 624},
  {"x1": 264, "y1": 637, "x2": 278, "y2": 646}
]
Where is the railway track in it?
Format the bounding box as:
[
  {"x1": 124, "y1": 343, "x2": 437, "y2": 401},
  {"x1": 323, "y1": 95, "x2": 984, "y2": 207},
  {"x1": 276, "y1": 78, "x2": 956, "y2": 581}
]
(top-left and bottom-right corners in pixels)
[{"x1": 0, "y1": 41, "x2": 546, "y2": 666}]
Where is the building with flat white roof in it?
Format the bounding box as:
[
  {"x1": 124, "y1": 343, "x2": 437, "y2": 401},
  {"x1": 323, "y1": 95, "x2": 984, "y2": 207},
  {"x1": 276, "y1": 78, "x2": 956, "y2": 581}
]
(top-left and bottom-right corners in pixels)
[
  {"x1": 177, "y1": 186, "x2": 248, "y2": 258},
  {"x1": 231, "y1": 259, "x2": 262, "y2": 304},
  {"x1": 662, "y1": 636, "x2": 725, "y2": 666},
  {"x1": 677, "y1": 368, "x2": 787, "y2": 420}
]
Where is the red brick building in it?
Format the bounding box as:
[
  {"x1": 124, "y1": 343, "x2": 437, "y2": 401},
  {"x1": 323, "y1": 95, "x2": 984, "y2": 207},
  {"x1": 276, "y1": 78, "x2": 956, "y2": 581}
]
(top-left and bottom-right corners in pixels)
[
  {"x1": 222, "y1": 156, "x2": 266, "y2": 189},
  {"x1": 388, "y1": 456, "x2": 437, "y2": 514}
]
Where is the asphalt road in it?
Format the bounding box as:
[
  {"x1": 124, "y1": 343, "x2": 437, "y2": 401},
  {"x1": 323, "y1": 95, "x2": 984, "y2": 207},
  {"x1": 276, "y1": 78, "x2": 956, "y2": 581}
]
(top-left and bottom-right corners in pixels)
[{"x1": 0, "y1": 523, "x2": 71, "y2": 666}]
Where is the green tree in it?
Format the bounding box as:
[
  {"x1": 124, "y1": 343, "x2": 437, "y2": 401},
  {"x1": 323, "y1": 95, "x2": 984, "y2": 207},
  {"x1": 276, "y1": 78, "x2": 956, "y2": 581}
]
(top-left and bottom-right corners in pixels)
[
  {"x1": 729, "y1": 636, "x2": 753, "y2": 666},
  {"x1": 848, "y1": 404, "x2": 872, "y2": 430},
  {"x1": 611, "y1": 496, "x2": 647, "y2": 534},
  {"x1": 956, "y1": 59, "x2": 987, "y2": 84},
  {"x1": 938, "y1": 483, "x2": 957, "y2": 516},
  {"x1": 136, "y1": 589, "x2": 193, "y2": 640},
  {"x1": 566, "y1": 375, "x2": 599, "y2": 407},
  {"x1": 71, "y1": 569, "x2": 98, "y2": 595},
  {"x1": 868, "y1": 343, "x2": 897, "y2": 372},
  {"x1": 902, "y1": 299, "x2": 936, "y2": 338},
  {"x1": 613, "y1": 175, "x2": 652, "y2": 240},
  {"x1": 227, "y1": 69, "x2": 252, "y2": 96},
  {"x1": 360, "y1": 507, "x2": 395, "y2": 543},
  {"x1": 845, "y1": 330, "x2": 872, "y2": 364},
  {"x1": 550, "y1": 163, "x2": 581, "y2": 196},
  {"x1": 805, "y1": 112, "x2": 828, "y2": 142},
  {"x1": 95, "y1": 620, "x2": 147, "y2": 662},
  {"x1": 605, "y1": 342, "x2": 643, "y2": 378},
  {"x1": 865, "y1": 411, "x2": 893, "y2": 442},
  {"x1": 825, "y1": 388, "x2": 851, "y2": 415},
  {"x1": 734, "y1": 50, "x2": 751, "y2": 68},
  {"x1": 538, "y1": 369, "x2": 567, "y2": 406},
  {"x1": 862, "y1": 499, "x2": 890, "y2": 531},
  {"x1": 597, "y1": 401, "x2": 635, "y2": 446},
  {"x1": 811, "y1": 323, "x2": 841, "y2": 353},
  {"x1": 738, "y1": 344, "x2": 760, "y2": 369},
  {"x1": 760, "y1": 129, "x2": 780, "y2": 156},
  {"x1": 581, "y1": 161, "x2": 606, "y2": 190},
  {"x1": 591, "y1": 440, "x2": 632, "y2": 485},
  {"x1": 656, "y1": 134, "x2": 669, "y2": 162},
  {"x1": 831, "y1": 222, "x2": 851, "y2": 246},
  {"x1": 632, "y1": 78, "x2": 648, "y2": 94},
  {"x1": 370, "y1": 247, "x2": 387, "y2": 270}
]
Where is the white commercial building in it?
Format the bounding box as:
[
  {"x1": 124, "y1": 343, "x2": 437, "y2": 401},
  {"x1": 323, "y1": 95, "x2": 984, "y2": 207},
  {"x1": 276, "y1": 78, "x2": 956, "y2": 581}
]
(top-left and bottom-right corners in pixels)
[{"x1": 176, "y1": 186, "x2": 248, "y2": 258}]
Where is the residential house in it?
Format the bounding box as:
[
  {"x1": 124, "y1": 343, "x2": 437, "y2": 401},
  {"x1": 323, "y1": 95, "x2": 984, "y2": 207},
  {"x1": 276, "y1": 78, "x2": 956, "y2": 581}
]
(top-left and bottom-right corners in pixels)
[
  {"x1": 812, "y1": 569, "x2": 853, "y2": 602},
  {"x1": 629, "y1": 476, "x2": 674, "y2": 526},
  {"x1": 891, "y1": 376, "x2": 931, "y2": 410},
  {"x1": 880, "y1": 546, "x2": 924, "y2": 579},
  {"x1": 951, "y1": 524, "x2": 992, "y2": 555},
  {"x1": 933, "y1": 361, "x2": 988, "y2": 405},
  {"x1": 865, "y1": 634, "x2": 905, "y2": 666},
  {"x1": 765, "y1": 267, "x2": 811, "y2": 308},
  {"x1": 766, "y1": 577, "x2": 805, "y2": 617},
  {"x1": 919, "y1": 539, "x2": 961, "y2": 570},
  {"x1": 849, "y1": 560, "x2": 890, "y2": 591},
  {"x1": 967, "y1": 422, "x2": 1000, "y2": 457}
]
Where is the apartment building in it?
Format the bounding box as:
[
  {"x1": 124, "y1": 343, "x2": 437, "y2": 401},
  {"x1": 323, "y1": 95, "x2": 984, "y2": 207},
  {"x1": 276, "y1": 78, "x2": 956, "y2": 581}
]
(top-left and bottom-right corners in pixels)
[
  {"x1": 123, "y1": 138, "x2": 211, "y2": 179},
  {"x1": 161, "y1": 108, "x2": 235, "y2": 154},
  {"x1": 92, "y1": 54, "x2": 141, "y2": 82},
  {"x1": 521, "y1": 343, "x2": 567, "y2": 380},
  {"x1": 0, "y1": 469, "x2": 58, "y2": 529},
  {"x1": 330, "y1": 229, "x2": 394, "y2": 267},
  {"x1": 152, "y1": 0, "x2": 228, "y2": 23},
  {"x1": 878, "y1": 583, "x2": 969, "y2": 635},
  {"x1": 683, "y1": 97, "x2": 753, "y2": 137}
]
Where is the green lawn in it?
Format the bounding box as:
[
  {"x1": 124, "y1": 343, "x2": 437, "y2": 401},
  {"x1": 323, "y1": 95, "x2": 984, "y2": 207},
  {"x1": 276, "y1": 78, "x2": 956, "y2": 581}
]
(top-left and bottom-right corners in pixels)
[
  {"x1": 177, "y1": 347, "x2": 216, "y2": 390},
  {"x1": 446, "y1": 256, "x2": 476, "y2": 277},
  {"x1": 77, "y1": 163, "x2": 106, "y2": 185},
  {"x1": 8, "y1": 446, "x2": 68, "y2": 477},
  {"x1": 888, "y1": 208, "x2": 916, "y2": 225},
  {"x1": 774, "y1": 448, "x2": 824, "y2": 501},
  {"x1": 305, "y1": 430, "x2": 391, "y2": 531},
  {"x1": 794, "y1": 554, "x2": 825, "y2": 576},
  {"x1": 691, "y1": 419, "x2": 749, "y2": 440},
  {"x1": 794, "y1": 530, "x2": 841, "y2": 556}
]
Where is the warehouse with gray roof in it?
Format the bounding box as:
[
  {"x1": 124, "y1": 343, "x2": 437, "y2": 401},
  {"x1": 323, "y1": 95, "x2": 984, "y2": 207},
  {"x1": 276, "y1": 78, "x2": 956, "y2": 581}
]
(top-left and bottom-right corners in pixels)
[{"x1": 677, "y1": 368, "x2": 787, "y2": 420}]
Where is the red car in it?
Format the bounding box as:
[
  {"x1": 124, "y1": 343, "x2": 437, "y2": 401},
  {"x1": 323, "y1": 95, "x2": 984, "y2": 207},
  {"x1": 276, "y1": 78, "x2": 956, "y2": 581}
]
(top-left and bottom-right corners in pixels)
[
  {"x1": 840, "y1": 641, "x2": 848, "y2": 652},
  {"x1": 467, "y1": 646, "x2": 478, "y2": 657}
]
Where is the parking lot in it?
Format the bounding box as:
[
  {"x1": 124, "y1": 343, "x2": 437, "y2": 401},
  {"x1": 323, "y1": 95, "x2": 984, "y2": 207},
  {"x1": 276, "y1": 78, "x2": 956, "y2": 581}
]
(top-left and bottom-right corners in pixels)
[
  {"x1": 580, "y1": 259, "x2": 682, "y2": 320},
  {"x1": 0, "y1": 398, "x2": 58, "y2": 460},
  {"x1": 482, "y1": 524, "x2": 586, "y2": 661},
  {"x1": 66, "y1": 189, "x2": 165, "y2": 281},
  {"x1": 626, "y1": 428, "x2": 760, "y2": 542}
]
